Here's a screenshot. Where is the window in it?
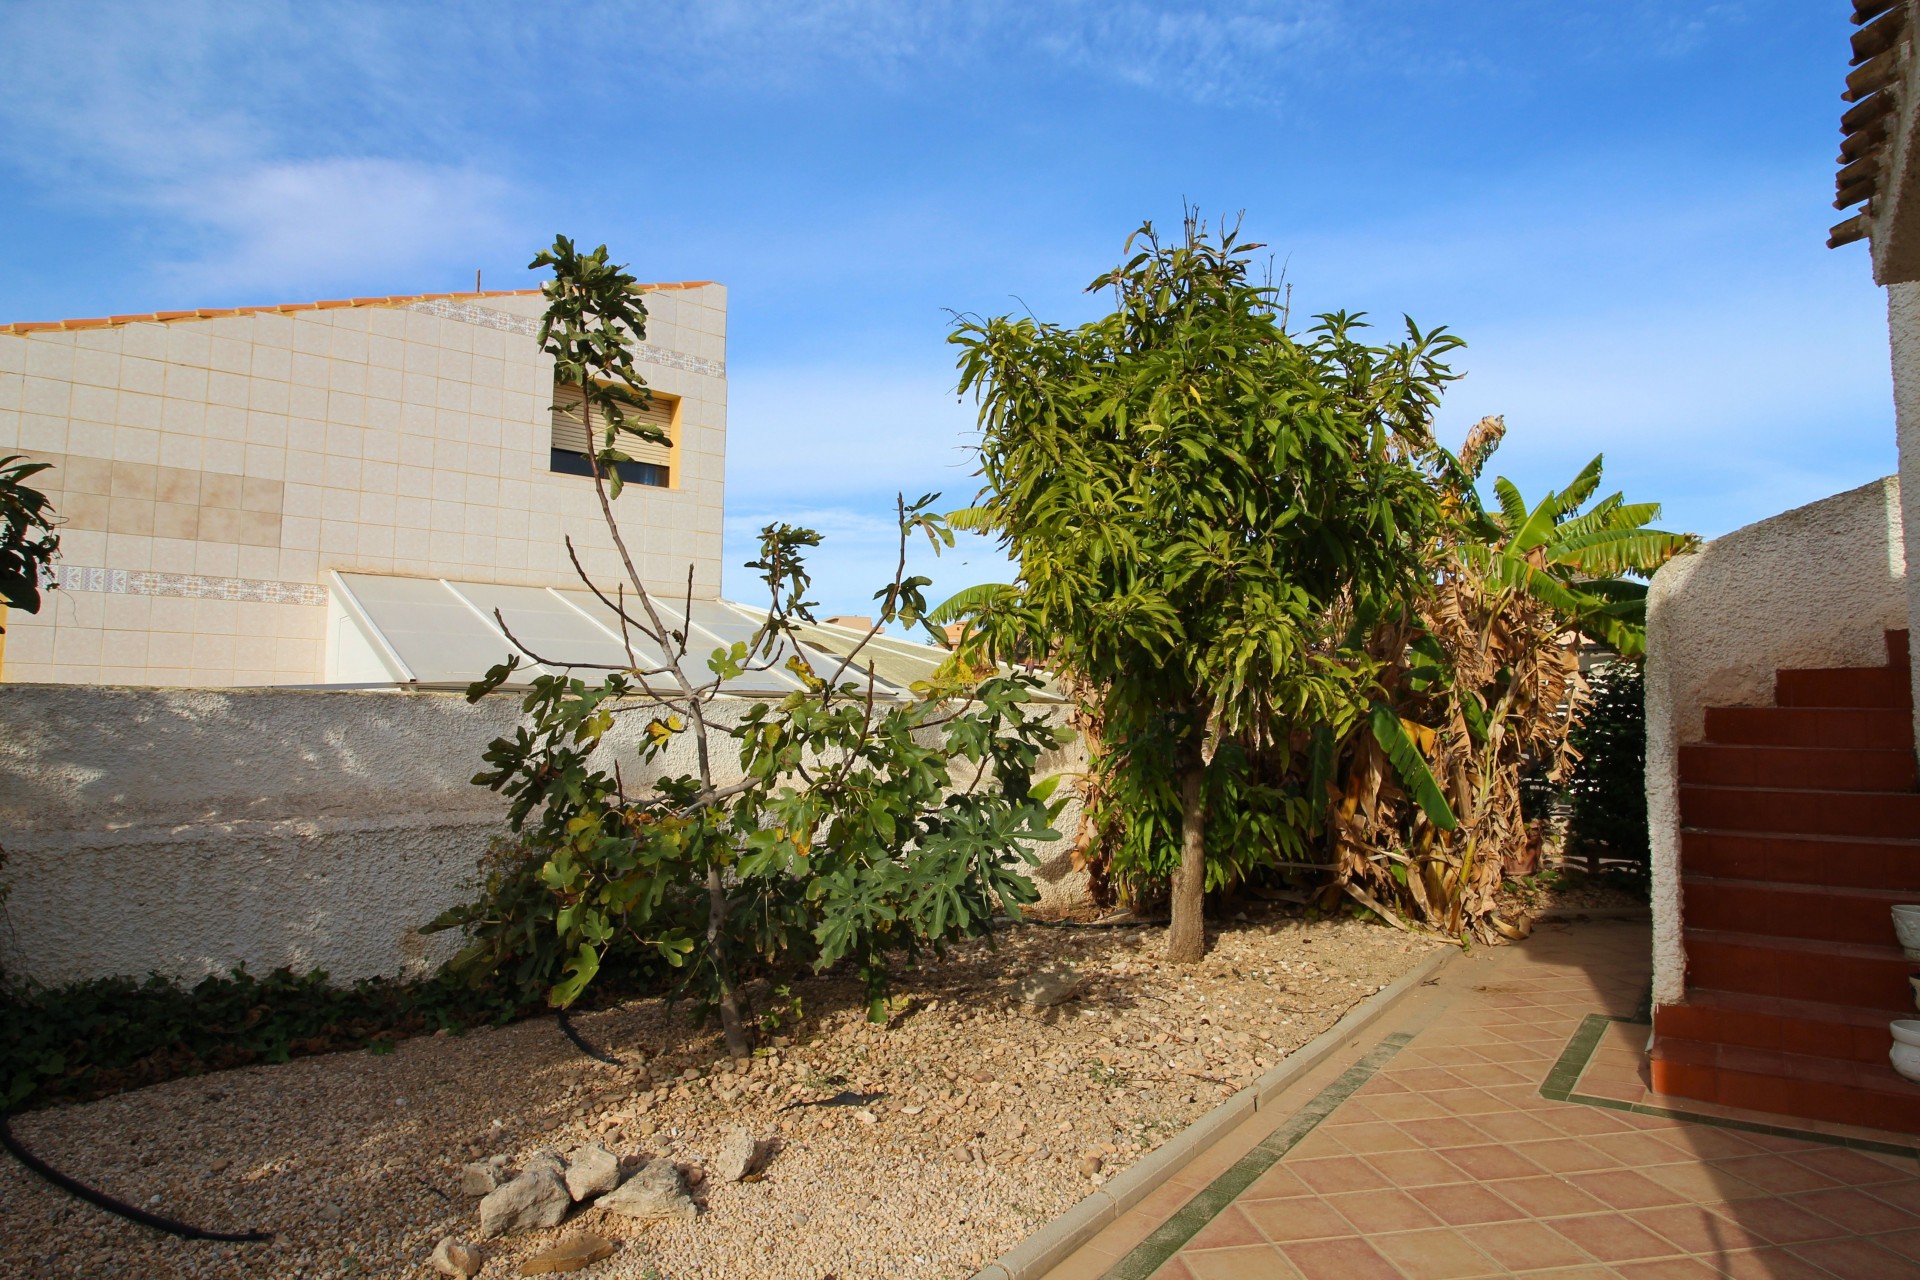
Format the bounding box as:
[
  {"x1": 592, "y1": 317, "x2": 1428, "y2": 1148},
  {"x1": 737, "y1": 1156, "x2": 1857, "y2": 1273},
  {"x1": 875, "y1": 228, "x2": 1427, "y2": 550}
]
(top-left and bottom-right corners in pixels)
[{"x1": 550, "y1": 382, "x2": 676, "y2": 488}]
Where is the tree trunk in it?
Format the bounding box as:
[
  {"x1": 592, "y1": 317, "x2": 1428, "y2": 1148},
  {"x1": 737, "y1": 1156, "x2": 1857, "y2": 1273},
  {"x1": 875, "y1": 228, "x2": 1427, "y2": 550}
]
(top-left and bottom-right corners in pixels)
[
  {"x1": 1165, "y1": 750, "x2": 1208, "y2": 964},
  {"x1": 707, "y1": 865, "x2": 749, "y2": 1059}
]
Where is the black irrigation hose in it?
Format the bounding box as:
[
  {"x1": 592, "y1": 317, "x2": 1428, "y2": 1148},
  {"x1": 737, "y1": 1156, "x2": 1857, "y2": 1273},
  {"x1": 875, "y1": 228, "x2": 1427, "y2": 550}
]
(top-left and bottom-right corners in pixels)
[
  {"x1": 0, "y1": 1111, "x2": 272, "y2": 1243},
  {"x1": 556, "y1": 1009, "x2": 623, "y2": 1065}
]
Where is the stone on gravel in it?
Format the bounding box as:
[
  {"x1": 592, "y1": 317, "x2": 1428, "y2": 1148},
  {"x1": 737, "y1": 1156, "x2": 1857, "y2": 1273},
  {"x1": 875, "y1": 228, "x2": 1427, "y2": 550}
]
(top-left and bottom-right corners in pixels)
[
  {"x1": 523, "y1": 1148, "x2": 567, "y2": 1179},
  {"x1": 1015, "y1": 965, "x2": 1085, "y2": 1008},
  {"x1": 563, "y1": 1142, "x2": 623, "y2": 1201},
  {"x1": 478, "y1": 1167, "x2": 572, "y2": 1239},
  {"x1": 518, "y1": 1231, "x2": 614, "y2": 1274},
  {"x1": 459, "y1": 1161, "x2": 507, "y2": 1197},
  {"x1": 599, "y1": 1156, "x2": 697, "y2": 1223},
  {"x1": 430, "y1": 1236, "x2": 485, "y2": 1277},
  {"x1": 712, "y1": 1126, "x2": 772, "y2": 1182}
]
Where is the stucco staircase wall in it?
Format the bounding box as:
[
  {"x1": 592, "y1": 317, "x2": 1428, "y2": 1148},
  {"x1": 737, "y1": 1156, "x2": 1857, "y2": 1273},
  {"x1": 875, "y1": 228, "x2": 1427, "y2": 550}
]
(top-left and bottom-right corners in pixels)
[{"x1": 1651, "y1": 629, "x2": 1920, "y2": 1131}]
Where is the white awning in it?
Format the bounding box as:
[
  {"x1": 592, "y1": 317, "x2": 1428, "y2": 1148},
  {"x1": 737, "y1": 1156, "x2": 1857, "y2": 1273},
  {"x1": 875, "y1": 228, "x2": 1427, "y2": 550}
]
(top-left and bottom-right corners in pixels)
[{"x1": 322, "y1": 571, "x2": 946, "y2": 697}]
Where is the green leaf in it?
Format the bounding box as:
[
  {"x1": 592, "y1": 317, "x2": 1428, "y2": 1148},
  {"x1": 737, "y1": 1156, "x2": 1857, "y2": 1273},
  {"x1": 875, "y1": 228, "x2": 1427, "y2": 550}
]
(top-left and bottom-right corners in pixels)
[{"x1": 1368, "y1": 699, "x2": 1456, "y2": 830}]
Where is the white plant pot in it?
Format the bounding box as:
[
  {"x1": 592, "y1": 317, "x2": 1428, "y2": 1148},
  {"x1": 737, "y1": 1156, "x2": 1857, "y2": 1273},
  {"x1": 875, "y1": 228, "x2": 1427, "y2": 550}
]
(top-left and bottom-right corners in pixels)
[
  {"x1": 1893, "y1": 906, "x2": 1920, "y2": 961},
  {"x1": 1892, "y1": 1021, "x2": 1920, "y2": 1084},
  {"x1": 1911, "y1": 973, "x2": 1920, "y2": 1014}
]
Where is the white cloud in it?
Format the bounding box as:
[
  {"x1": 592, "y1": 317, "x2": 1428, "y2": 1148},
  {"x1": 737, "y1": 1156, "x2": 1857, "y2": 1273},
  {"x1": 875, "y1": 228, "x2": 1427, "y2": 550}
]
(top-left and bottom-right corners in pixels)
[{"x1": 152, "y1": 158, "x2": 522, "y2": 295}]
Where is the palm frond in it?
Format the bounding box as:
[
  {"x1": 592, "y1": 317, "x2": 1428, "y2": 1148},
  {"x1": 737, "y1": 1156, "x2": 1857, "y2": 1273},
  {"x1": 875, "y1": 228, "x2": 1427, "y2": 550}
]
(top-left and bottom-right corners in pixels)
[
  {"x1": 1549, "y1": 528, "x2": 1694, "y2": 578},
  {"x1": 1369, "y1": 700, "x2": 1458, "y2": 831},
  {"x1": 928, "y1": 581, "x2": 1019, "y2": 625}
]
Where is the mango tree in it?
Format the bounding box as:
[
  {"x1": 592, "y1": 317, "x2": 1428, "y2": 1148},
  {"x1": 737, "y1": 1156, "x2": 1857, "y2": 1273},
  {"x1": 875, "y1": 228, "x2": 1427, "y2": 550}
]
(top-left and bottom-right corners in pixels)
[{"x1": 947, "y1": 218, "x2": 1459, "y2": 961}]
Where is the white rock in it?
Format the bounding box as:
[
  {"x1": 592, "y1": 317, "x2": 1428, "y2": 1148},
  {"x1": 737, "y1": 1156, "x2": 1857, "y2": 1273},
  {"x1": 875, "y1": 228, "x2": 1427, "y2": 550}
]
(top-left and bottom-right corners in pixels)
[
  {"x1": 563, "y1": 1143, "x2": 623, "y2": 1201},
  {"x1": 1016, "y1": 966, "x2": 1085, "y2": 1008},
  {"x1": 599, "y1": 1157, "x2": 697, "y2": 1224},
  {"x1": 458, "y1": 1161, "x2": 505, "y2": 1198},
  {"x1": 712, "y1": 1127, "x2": 772, "y2": 1182},
  {"x1": 430, "y1": 1236, "x2": 485, "y2": 1278},
  {"x1": 477, "y1": 1168, "x2": 571, "y2": 1239}
]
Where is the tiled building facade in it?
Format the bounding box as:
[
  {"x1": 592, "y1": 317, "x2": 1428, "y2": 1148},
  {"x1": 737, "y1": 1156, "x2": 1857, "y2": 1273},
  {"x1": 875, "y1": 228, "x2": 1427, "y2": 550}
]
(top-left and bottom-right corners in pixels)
[{"x1": 0, "y1": 284, "x2": 727, "y2": 686}]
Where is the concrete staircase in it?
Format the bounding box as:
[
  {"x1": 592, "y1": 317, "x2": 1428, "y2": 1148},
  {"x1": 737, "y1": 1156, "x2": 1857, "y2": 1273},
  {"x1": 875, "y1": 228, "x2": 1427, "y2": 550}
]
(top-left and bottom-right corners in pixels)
[{"x1": 1650, "y1": 630, "x2": 1920, "y2": 1132}]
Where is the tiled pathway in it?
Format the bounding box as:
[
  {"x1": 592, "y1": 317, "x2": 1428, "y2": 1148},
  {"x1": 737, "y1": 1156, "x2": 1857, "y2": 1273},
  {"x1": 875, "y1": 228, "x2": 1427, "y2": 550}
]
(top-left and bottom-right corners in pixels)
[{"x1": 1039, "y1": 920, "x2": 1920, "y2": 1279}]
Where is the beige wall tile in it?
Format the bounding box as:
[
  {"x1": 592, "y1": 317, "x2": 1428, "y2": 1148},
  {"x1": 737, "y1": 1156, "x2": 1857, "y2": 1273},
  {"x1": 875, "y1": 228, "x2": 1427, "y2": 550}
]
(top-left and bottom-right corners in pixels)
[
  {"x1": 153, "y1": 502, "x2": 198, "y2": 540},
  {"x1": 235, "y1": 509, "x2": 281, "y2": 547}
]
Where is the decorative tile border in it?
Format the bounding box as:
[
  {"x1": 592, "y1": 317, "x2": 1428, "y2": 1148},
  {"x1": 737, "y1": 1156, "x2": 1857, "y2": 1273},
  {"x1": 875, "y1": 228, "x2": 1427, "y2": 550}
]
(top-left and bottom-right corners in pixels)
[
  {"x1": 1099, "y1": 1033, "x2": 1416, "y2": 1280},
  {"x1": 1542, "y1": 1012, "x2": 1919, "y2": 1159},
  {"x1": 52, "y1": 565, "x2": 327, "y2": 606},
  {"x1": 405, "y1": 299, "x2": 726, "y2": 378}
]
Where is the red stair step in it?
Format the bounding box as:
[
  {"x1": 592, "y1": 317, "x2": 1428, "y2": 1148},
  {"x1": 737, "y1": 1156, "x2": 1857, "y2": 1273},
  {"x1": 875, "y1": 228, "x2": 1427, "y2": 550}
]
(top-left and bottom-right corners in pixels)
[
  {"x1": 1678, "y1": 743, "x2": 1916, "y2": 791},
  {"x1": 1654, "y1": 987, "x2": 1905, "y2": 1065},
  {"x1": 1775, "y1": 665, "x2": 1912, "y2": 708},
  {"x1": 1683, "y1": 928, "x2": 1913, "y2": 1010},
  {"x1": 1649, "y1": 1034, "x2": 1920, "y2": 1133},
  {"x1": 1679, "y1": 784, "x2": 1920, "y2": 839},
  {"x1": 1702, "y1": 705, "x2": 1911, "y2": 749},
  {"x1": 1681, "y1": 875, "x2": 1920, "y2": 948},
  {"x1": 1680, "y1": 829, "x2": 1920, "y2": 890}
]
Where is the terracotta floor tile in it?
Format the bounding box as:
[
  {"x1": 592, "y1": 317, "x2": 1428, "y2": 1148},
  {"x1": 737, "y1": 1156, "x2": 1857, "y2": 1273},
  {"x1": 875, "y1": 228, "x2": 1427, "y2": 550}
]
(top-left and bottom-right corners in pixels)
[
  {"x1": 1365, "y1": 1147, "x2": 1478, "y2": 1189},
  {"x1": 1178, "y1": 1244, "x2": 1301, "y2": 1280},
  {"x1": 1493, "y1": 1175, "x2": 1611, "y2": 1218},
  {"x1": 1707, "y1": 1195, "x2": 1851, "y2": 1245},
  {"x1": 1629, "y1": 1202, "x2": 1770, "y2": 1254},
  {"x1": 1323, "y1": 1187, "x2": 1444, "y2": 1235},
  {"x1": 1409, "y1": 1182, "x2": 1530, "y2": 1226},
  {"x1": 1712, "y1": 1247, "x2": 1842, "y2": 1280},
  {"x1": 1790, "y1": 1146, "x2": 1917, "y2": 1186},
  {"x1": 1880, "y1": 1226, "x2": 1920, "y2": 1261},
  {"x1": 1331, "y1": 1122, "x2": 1425, "y2": 1155},
  {"x1": 1238, "y1": 1195, "x2": 1354, "y2": 1243},
  {"x1": 1789, "y1": 1185, "x2": 1920, "y2": 1235},
  {"x1": 1288, "y1": 1155, "x2": 1391, "y2": 1195},
  {"x1": 1584, "y1": 1129, "x2": 1694, "y2": 1168},
  {"x1": 1286, "y1": 1130, "x2": 1347, "y2": 1161},
  {"x1": 1708, "y1": 1154, "x2": 1842, "y2": 1195},
  {"x1": 1275, "y1": 1236, "x2": 1403, "y2": 1280},
  {"x1": 1438, "y1": 1142, "x2": 1551, "y2": 1182},
  {"x1": 1636, "y1": 1156, "x2": 1766, "y2": 1202},
  {"x1": 1399, "y1": 1116, "x2": 1495, "y2": 1148},
  {"x1": 1367, "y1": 1227, "x2": 1503, "y2": 1280},
  {"x1": 1508, "y1": 1138, "x2": 1624, "y2": 1175},
  {"x1": 1238, "y1": 1164, "x2": 1313, "y2": 1202},
  {"x1": 1784, "y1": 1236, "x2": 1920, "y2": 1279},
  {"x1": 1468, "y1": 1110, "x2": 1564, "y2": 1144},
  {"x1": 1538, "y1": 1106, "x2": 1637, "y2": 1137},
  {"x1": 1395, "y1": 1066, "x2": 1474, "y2": 1092},
  {"x1": 1185, "y1": 1206, "x2": 1267, "y2": 1251},
  {"x1": 1874, "y1": 1183, "x2": 1920, "y2": 1216},
  {"x1": 1608, "y1": 1258, "x2": 1725, "y2": 1279},
  {"x1": 1458, "y1": 1218, "x2": 1594, "y2": 1270},
  {"x1": 1653, "y1": 1126, "x2": 1765, "y2": 1161},
  {"x1": 1564, "y1": 1167, "x2": 1687, "y2": 1210},
  {"x1": 1362, "y1": 1094, "x2": 1452, "y2": 1122},
  {"x1": 1432, "y1": 1089, "x2": 1513, "y2": 1117},
  {"x1": 1147, "y1": 1256, "x2": 1198, "y2": 1280},
  {"x1": 1548, "y1": 1211, "x2": 1683, "y2": 1262}
]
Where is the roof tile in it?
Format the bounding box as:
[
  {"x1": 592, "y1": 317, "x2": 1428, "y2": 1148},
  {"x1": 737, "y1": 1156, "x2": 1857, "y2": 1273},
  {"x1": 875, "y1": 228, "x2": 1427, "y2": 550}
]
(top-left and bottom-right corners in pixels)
[{"x1": 2, "y1": 284, "x2": 715, "y2": 338}]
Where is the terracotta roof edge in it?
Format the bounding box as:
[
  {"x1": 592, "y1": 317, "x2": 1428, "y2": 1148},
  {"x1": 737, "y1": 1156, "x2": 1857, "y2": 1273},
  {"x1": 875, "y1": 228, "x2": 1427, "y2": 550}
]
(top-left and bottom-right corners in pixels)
[{"x1": 2, "y1": 283, "x2": 718, "y2": 337}]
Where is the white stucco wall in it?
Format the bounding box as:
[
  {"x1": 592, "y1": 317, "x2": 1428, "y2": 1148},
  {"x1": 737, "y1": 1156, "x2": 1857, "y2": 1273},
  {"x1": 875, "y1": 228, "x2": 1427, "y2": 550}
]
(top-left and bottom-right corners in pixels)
[
  {"x1": 1890, "y1": 283, "x2": 1920, "y2": 725},
  {"x1": 0, "y1": 685, "x2": 1087, "y2": 988},
  {"x1": 1644, "y1": 476, "x2": 1907, "y2": 1004}
]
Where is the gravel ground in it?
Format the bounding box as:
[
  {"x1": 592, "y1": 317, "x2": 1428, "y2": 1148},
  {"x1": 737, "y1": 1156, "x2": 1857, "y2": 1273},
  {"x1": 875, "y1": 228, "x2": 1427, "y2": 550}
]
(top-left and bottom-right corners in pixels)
[{"x1": 0, "y1": 912, "x2": 1441, "y2": 1280}]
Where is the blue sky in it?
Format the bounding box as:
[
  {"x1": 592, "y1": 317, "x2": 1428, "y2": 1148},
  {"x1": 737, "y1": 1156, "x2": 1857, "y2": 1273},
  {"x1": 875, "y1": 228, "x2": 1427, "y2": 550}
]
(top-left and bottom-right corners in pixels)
[{"x1": 0, "y1": 2, "x2": 1890, "y2": 619}]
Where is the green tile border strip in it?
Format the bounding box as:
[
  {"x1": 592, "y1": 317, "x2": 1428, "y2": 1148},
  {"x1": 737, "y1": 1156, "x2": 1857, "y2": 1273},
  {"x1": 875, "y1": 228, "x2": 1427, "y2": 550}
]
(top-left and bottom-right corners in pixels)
[
  {"x1": 1541, "y1": 1012, "x2": 1920, "y2": 1161},
  {"x1": 1098, "y1": 1032, "x2": 1415, "y2": 1280}
]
